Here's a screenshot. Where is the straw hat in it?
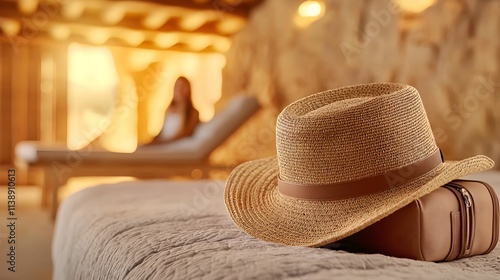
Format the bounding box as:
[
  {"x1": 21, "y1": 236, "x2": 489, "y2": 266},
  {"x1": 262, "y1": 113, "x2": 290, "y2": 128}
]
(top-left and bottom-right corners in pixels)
[{"x1": 224, "y1": 83, "x2": 494, "y2": 247}]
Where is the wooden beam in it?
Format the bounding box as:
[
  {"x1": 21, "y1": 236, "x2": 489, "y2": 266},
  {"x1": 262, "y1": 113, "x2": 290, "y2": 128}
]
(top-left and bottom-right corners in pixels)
[
  {"x1": 0, "y1": 10, "x2": 234, "y2": 51},
  {"x1": 0, "y1": 0, "x2": 264, "y2": 18},
  {"x1": 0, "y1": 14, "x2": 240, "y2": 37},
  {"x1": 0, "y1": 30, "x2": 228, "y2": 53},
  {"x1": 0, "y1": 1, "x2": 17, "y2": 13},
  {"x1": 98, "y1": 0, "x2": 262, "y2": 18},
  {"x1": 0, "y1": 1, "x2": 247, "y2": 36}
]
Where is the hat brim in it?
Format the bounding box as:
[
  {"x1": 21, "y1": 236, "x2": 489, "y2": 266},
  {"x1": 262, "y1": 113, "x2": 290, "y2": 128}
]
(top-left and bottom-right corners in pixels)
[{"x1": 224, "y1": 155, "x2": 494, "y2": 247}]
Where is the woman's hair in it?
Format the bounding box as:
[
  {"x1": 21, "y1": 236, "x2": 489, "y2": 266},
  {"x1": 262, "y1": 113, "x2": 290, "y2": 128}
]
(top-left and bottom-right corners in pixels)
[
  {"x1": 170, "y1": 76, "x2": 192, "y2": 106},
  {"x1": 170, "y1": 76, "x2": 196, "y2": 119}
]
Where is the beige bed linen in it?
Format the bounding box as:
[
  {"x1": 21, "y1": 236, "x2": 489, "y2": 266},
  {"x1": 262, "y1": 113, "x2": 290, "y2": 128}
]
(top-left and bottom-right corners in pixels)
[{"x1": 52, "y1": 172, "x2": 500, "y2": 280}]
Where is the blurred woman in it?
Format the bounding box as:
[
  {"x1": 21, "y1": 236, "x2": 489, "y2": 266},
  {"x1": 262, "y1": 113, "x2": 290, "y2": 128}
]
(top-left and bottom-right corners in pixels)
[{"x1": 146, "y1": 76, "x2": 200, "y2": 145}]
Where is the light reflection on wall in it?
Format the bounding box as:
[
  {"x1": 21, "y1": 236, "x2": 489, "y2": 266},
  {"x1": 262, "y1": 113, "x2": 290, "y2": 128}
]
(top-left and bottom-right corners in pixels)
[
  {"x1": 67, "y1": 43, "x2": 119, "y2": 150},
  {"x1": 394, "y1": 0, "x2": 437, "y2": 13}
]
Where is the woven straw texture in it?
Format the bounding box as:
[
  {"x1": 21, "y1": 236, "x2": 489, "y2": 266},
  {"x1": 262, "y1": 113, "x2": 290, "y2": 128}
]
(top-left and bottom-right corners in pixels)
[{"x1": 225, "y1": 83, "x2": 494, "y2": 247}]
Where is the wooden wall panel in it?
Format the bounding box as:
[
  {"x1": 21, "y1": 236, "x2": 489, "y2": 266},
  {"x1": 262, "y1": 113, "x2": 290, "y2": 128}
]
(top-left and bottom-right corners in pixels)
[
  {"x1": 10, "y1": 44, "x2": 30, "y2": 183},
  {"x1": 0, "y1": 42, "x2": 4, "y2": 165},
  {"x1": 0, "y1": 42, "x2": 13, "y2": 167},
  {"x1": 11, "y1": 45, "x2": 29, "y2": 161},
  {"x1": 53, "y1": 44, "x2": 68, "y2": 144},
  {"x1": 0, "y1": 38, "x2": 68, "y2": 185},
  {"x1": 27, "y1": 45, "x2": 41, "y2": 141}
]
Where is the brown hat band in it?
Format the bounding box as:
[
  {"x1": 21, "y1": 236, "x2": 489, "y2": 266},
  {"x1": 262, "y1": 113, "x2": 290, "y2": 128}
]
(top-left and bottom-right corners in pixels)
[{"x1": 278, "y1": 149, "x2": 444, "y2": 201}]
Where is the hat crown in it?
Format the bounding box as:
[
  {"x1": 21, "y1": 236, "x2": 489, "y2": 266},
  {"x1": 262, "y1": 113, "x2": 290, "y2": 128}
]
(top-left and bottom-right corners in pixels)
[{"x1": 276, "y1": 83, "x2": 438, "y2": 185}]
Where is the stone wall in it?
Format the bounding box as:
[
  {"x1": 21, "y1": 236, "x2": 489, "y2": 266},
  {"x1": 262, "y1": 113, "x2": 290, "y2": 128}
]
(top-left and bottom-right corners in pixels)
[{"x1": 214, "y1": 0, "x2": 500, "y2": 168}]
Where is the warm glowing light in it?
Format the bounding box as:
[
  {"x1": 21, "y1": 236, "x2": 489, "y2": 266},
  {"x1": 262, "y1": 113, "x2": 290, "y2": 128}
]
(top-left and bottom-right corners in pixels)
[
  {"x1": 295, "y1": 0, "x2": 325, "y2": 28},
  {"x1": 100, "y1": 74, "x2": 138, "y2": 152},
  {"x1": 216, "y1": 16, "x2": 246, "y2": 34},
  {"x1": 102, "y1": 6, "x2": 125, "y2": 25},
  {"x1": 18, "y1": 0, "x2": 38, "y2": 14},
  {"x1": 127, "y1": 49, "x2": 157, "y2": 72},
  {"x1": 179, "y1": 12, "x2": 208, "y2": 31},
  {"x1": 86, "y1": 28, "x2": 110, "y2": 45},
  {"x1": 394, "y1": 0, "x2": 437, "y2": 13},
  {"x1": 187, "y1": 35, "x2": 212, "y2": 51},
  {"x1": 68, "y1": 43, "x2": 118, "y2": 94},
  {"x1": 122, "y1": 30, "x2": 145, "y2": 46},
  {"x1": 154, "y1": 33, "x2": 179, "y2": 48},
  {"x1": 298, "y1": 1, "x2": 324, "y2": 18},
  {"x1": 49, "y1": 24, "x2": 71, "y2": 40},
  {"x1": 143, "y1": 11, "x2": 170, "y2": 29},
  {"x1": 62, "y1": 1, "x2": 85, "y2": 19},
  {"x1": 211, "y1": 37, "x2": 231, "y2": 53},
  {"x1": 0, "y1": 19, "x2": 21, "y2": 36},
  {"x1": 67, "y1": 43, "x2": 120, "y2": 150}
]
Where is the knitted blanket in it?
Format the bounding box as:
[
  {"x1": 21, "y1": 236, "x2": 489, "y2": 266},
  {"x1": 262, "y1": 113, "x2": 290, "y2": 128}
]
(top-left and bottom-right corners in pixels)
[{"x1": 52, "y1": 178, "x2": 500, "y2": 280}]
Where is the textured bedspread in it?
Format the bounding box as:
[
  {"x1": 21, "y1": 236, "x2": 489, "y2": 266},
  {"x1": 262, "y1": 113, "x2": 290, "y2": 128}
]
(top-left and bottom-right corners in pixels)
[{"x1": 53, "y1": 172, "x2": 500, "y2": 280}]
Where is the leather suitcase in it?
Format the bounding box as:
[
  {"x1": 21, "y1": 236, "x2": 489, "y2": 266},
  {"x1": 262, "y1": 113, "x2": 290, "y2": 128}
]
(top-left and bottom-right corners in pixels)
[{"x1": 337, "y1": 179, "x2": 499, "y2": 261}]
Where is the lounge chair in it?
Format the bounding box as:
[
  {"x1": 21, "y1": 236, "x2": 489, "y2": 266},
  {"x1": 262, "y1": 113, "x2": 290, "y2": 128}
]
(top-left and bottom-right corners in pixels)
[{"x1": 15, "y1": 95, "x2": 260, "y2": 216}]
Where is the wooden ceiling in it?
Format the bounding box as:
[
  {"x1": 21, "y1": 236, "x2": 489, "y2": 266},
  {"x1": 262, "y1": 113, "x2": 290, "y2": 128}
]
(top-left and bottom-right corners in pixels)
[{"x1": 0, "y1": 0, "x2": 264, "y2": 52}]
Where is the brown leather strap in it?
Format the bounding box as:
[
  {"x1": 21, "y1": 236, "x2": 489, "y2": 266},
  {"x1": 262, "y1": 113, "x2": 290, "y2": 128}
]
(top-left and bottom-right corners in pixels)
[{"x1": 278, "y1": 149, "x2": 444, "y2": 200}]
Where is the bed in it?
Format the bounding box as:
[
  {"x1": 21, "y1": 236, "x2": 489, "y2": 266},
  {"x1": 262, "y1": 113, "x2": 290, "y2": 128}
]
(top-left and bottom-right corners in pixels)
[{"x1": 52, "y1": 171, "x2": 500, "y2": 279}]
